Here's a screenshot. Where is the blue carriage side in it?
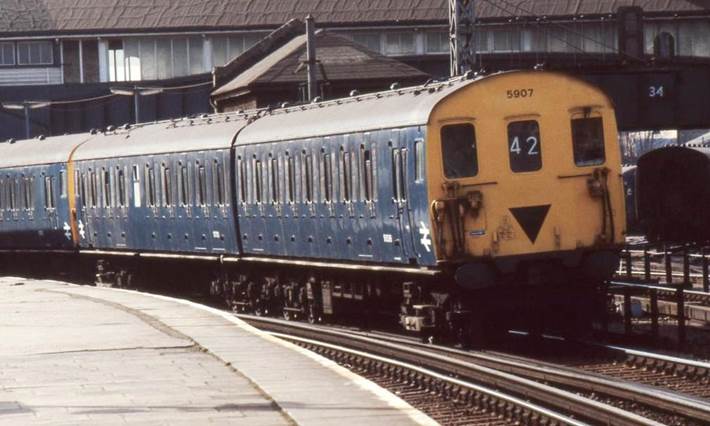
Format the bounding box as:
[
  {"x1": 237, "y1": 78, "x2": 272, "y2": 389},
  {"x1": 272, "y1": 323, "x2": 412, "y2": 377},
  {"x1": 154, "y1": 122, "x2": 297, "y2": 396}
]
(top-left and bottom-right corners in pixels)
[
  {"x1": 0, "y1": 135, "x2": 80, "y2": 252},
  {"x1": 69, "y1": 117, "x2": 248, "y2": 256}
]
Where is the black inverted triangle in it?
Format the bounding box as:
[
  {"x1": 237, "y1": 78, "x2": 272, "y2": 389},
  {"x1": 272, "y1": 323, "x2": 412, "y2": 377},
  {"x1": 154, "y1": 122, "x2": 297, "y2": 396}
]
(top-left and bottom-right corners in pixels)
[{"x1": 509, "y1": 205, "x2": 551, "y2": 244}]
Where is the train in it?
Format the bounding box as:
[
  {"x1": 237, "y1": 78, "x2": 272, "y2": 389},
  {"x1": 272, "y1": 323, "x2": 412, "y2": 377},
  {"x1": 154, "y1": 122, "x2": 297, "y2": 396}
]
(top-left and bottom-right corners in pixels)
[
  {"x1": 636, "y1": 144, "x2": 710, "y2": 243},
  {"x1": 0, "y1": 70, "x2": 625, "y2": 342}
]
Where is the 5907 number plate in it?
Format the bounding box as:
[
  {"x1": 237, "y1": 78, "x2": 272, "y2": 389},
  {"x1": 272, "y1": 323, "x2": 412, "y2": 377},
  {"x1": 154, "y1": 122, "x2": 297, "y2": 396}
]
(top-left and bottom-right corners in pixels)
[{"x1": 506, "y1": 89, "x2": 534, "y2": 99}]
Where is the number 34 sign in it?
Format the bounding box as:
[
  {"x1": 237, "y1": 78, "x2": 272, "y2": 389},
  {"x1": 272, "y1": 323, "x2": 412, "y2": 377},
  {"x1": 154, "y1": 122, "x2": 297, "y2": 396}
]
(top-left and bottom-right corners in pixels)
[{"x1": 649, "y1": 85, "x2": 665, "y2": 98}]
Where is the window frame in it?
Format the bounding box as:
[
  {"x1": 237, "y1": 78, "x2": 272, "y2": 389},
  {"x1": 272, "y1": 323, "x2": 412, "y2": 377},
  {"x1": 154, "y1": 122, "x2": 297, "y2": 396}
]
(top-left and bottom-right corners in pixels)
[
  {"x1": 16, "y1": 40, "x2": 53, "y2": 66},
  {"x1": 196, "y1": 163, "x2": 207, "y2": 206},
  {"x1": 570, "y1": 115, "x2": 607, "y2": 167},
  {"x1": 0, "y1": 42, "x2": 15, "y2": 66},
  {"x1": 117, "y1": 166, "x2": 127, "y2": 207},
  {"x1": 440, "y1": 122, "x2": 479, "y2": 179},
  {"x1": 507, "y1": 119, "x2": 543, "y2": 173}
]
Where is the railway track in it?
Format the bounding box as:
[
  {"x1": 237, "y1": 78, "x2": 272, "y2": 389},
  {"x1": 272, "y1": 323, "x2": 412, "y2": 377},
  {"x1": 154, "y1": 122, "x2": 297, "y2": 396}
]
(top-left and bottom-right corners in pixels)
[{"x1": 239, "y1": 314, "x2": 710, "y2": 426}]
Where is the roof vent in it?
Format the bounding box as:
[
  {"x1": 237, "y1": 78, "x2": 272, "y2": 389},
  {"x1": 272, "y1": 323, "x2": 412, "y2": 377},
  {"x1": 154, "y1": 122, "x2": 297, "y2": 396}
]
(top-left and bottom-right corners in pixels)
[
  {"x1": 281, "y1": 102, "x2": 290, "y2": 108},
  {"x1": 106, "y1": 125, "x2": 116, "y2": 132},
  {"x1": 390, "y1": 82, "x2": 400, "y2": 90},
  {"x1": 463, "y1": 70, "x2": 475, "y2": 80},
  {"x1": 349, "y1": 90, "x2": 360, "y2": 97},
  {"x1": 7, "y1": 138, "x2": 15, "y2": 144},
  {"x1": 90, "y1": 128, "x2": 98, "y2": 135},
  {"x1": 37, "y1": 135, "x2": 45, "y2": 140},
  {"x1": 311, "y1": 96, "x2": 322, "y2": 104},
  {"x1": 121, "y1": 123, "x2": 131, "y2": 130}
]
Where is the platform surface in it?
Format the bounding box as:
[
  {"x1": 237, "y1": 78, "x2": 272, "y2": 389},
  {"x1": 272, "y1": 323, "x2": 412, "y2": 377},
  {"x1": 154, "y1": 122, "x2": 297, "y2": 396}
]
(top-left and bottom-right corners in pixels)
[{"x1": 0, "y1": 277, "x2": 435, "y2": 425}]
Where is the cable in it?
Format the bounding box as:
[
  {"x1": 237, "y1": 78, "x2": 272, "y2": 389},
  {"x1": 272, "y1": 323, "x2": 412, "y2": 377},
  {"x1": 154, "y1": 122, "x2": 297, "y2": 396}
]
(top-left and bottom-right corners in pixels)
[
  {"x1": 480, "y1": 0, "x2": 645, "y2": 62},
  {"x1": 480, "y1": 0, "x2": 596, "y2": 56},
  {"x1": 2, "y1": 79, "x2": 213, "y2": 112},
  {"x1": 135, "y1": 80, "x2": 213, "y2": 91},
  {"x1": 49, "y1": 93, "x2": 117, "y2": 105}
]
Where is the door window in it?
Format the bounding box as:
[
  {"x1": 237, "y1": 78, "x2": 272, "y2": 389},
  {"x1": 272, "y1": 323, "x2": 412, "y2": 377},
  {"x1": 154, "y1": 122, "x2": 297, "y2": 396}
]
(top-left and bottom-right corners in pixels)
[
  {"x1": 571, "y1": 117, "x2": 606, "y2": 166},
  {"x1": 441, "y1": 124, "x2": 478, "y2": 178},
  {"x1": 507, "y1": 120, "x2": 542, "y2": 172}
]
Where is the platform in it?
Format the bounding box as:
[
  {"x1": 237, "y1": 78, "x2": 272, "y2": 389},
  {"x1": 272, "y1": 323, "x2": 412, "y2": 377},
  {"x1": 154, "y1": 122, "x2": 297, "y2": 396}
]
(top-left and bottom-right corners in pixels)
[{"x1": 0, "y1": 277, "x2": 435, "y2": 425}]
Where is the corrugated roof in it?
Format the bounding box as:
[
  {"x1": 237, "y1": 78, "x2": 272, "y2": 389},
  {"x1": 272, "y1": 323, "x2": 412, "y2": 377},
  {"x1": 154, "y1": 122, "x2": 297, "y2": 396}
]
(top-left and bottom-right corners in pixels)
[
  {"x1": 212, "y1": 30, "x2": 429, "y2": 97},
  {"x1": 0, "y1": 1, "x2": 707, "y2": 36}
]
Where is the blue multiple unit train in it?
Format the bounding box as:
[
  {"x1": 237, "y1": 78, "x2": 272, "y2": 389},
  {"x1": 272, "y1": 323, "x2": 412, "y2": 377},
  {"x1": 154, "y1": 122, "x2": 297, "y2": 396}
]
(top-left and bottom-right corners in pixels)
[{"x1": 0, "y1": 71, "x2": 625, "y2": 339}]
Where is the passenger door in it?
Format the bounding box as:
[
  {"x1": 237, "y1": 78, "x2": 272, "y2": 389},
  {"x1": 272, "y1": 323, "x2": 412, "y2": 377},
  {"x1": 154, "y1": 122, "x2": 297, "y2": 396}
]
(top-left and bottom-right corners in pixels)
[{"x1": 391, "y1": 131, "x2": 416, "y2": 262}]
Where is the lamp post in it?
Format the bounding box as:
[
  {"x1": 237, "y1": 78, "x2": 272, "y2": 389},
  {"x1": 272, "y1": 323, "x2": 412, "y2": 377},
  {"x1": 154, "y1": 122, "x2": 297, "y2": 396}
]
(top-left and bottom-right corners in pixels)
[
  {"x1": 1, "y1": 101, "x2": 51, "y2": 139},
  {"x1": 110, "y1": 88, "x2": 163, "y2": 124}
]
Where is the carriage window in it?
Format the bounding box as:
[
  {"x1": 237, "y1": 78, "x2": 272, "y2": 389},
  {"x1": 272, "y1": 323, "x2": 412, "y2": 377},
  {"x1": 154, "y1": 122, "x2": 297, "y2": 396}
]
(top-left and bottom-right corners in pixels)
[
  {"x1": 296, "y1": 153, "x2": 303, "y2": 202},
  {"x1": 286, "y1": 155, "x2": 295, "y2": 203},
  {"x1": 415, "y1": 140, "x2": 424, "y2": 182},
  {"x1": 342, "y1": 151, "x2": 352, "y2": 202},
  {"x1": 59, "y1": 170, "x2": 66, "y2": 198},
  {"x1": 215, "y1": 161, "x2": 225, "y2": 205},
  {"x1": 270, "y1": 158, "x2": 279, "y2": 204},
  {"x1": 78, "y1": 172, "x2": 86, "y2": 208},
  {"x1": 25, "y1": 176, "x2": 34, "y2": 210},
  {"x1": 103, "y1": 169, "x2": 112, "y2": 207},
  {"x1": 360, "y1": 146, "x2": 374, "y2": 202},
  {"x1": 322, "y1": 153, "x2": 333, "y2": 202},
  {"x1": 44, "y1": 176, "x2": 55, "y2": 208},
  {"x1": 304, "y1": 152, "x2": 314, "y2": 203},
  {"x1": 117, "y1": 168, "x2": 126, "y2": 207},
  {"x1": 10, "y1": 178, "x2": 16, "y2": 210},
  {"x1": 90, "y1": 172, "x2": 98, "y2": 207},
  {"x1": 441, "y1": 124, "x2": 478, "y2": 178},
  {"x1": 508, "y1": 120, "x2": 542, "y2": 173},
  {"x1": 146, "y1": 166, "x2": 156, "y2": 207},
  {"x1": 162, "y1": 165, "x2": 171, "y2": 206},
  {"x1": 178, "y1": 165, "x2": 188, "y2": 206},
  {"x1": 393, "y1": 150, "x2": 402, "y2": 201},
  {"x1": 571, "y1": 117, "x2": 605, "y2": 166},
  {"x1": 255, "y1": 160, "x2": 263, "y2": 203},
  {"x1": 197, "y1": 165, "x2": 207, "y2": 206},
  {"x1": 238, "y1": 157, "x2": 247, "y2": 203}
]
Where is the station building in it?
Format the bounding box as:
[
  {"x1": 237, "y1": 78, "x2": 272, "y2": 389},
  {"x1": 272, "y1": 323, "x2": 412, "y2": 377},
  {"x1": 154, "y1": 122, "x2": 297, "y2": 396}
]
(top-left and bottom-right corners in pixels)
[{"x1": 0, "y1": 1, "x2": 709, "y2": 139}]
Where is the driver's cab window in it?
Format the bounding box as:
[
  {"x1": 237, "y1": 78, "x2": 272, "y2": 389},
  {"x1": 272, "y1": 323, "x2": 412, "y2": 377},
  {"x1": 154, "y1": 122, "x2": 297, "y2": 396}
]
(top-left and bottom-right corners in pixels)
[{"x1": 441, "y1": 123, "x2": 478, "y2": 179}]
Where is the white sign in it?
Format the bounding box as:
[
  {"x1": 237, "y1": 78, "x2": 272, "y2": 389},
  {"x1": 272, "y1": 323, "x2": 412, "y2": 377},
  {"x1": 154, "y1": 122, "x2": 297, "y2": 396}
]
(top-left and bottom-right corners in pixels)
[
  {"x1": 63, "y1": 222, "x2": 71, "y2": 240},
  {"x1": 418, "y1": 221, "x2": 432, "y2": 253}
]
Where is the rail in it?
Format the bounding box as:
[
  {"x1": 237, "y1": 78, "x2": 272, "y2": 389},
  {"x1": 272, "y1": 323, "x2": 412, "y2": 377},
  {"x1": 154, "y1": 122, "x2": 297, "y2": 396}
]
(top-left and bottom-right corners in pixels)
[{"x1": 241, "y1": 315, "x2": 709, "y2": 426}]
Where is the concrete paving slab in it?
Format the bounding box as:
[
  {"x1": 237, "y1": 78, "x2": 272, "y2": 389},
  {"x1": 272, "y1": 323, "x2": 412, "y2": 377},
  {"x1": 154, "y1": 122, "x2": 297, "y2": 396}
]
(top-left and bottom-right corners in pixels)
[{"x1": 0, "y1": 277, "x2": 437, "y2": 426}]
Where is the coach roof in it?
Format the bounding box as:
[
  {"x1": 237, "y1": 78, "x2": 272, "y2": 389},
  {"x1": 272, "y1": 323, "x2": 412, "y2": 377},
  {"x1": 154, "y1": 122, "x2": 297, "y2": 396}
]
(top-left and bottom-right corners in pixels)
[
  {"x1": 0, "y1": 134, "x2": 89, "y2": 169},
  {"x1": 236, "y1": 75, "x2": 475, "y2": 145},
  {"x1": 71, "y1": 115, "x2": 249, "y2": 161}
]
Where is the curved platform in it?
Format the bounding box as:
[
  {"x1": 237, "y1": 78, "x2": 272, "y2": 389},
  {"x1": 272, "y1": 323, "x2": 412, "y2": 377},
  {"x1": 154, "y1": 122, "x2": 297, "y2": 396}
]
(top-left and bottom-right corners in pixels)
[{"x1": 0, "y1": 277, "x2": 435, "y2": 425}]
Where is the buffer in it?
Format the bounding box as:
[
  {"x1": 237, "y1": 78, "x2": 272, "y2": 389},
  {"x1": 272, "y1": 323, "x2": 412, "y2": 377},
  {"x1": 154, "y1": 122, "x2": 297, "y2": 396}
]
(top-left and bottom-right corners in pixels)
[{"x1": 510, "y1": 205, "x2": 551, "y2": 244}]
